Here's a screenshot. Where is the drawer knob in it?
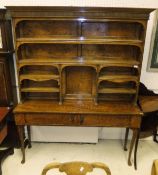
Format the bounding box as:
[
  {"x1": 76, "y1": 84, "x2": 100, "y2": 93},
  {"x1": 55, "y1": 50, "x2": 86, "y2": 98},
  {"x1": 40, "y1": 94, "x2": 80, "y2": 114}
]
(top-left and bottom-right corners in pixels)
[{"x1": 70, "y1": 116, "x2": 75, "y2": 123}]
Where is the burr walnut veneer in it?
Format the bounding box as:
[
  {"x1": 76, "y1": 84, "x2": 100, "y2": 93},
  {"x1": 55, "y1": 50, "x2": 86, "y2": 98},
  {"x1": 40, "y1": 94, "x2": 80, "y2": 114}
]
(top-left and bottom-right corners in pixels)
[{"x1": 7, "y1": 6, "x2": 154, "y2": 166}]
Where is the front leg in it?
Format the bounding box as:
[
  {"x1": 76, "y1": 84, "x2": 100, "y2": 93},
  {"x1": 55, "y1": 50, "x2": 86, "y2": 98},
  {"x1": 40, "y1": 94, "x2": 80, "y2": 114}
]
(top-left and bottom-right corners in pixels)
[
  {"x1": 128, "y1": 129, "x2": 138, "y2": 166},
  {"x1": 17, "y1": 125, "x2": 25, "y2": 164},
  {"x1": 27, "y1": 125, "x2": 32, "y2": 148},
  {"x1": 134, "y1": 130, "x2": 140, "y2": 170}
]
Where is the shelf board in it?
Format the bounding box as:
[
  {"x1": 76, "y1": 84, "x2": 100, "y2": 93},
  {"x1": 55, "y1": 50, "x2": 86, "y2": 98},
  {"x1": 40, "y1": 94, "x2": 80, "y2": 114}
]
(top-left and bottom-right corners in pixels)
[
  {"x1": 98, "y1": 75, "x2": 138, "y2": 83},
  {"x1": 18, "y1": 57, "x2": 140, "y2": 68},
  {"x1": 12, "y1": 18, "x2": 146, "y2": 23},
  {"x1": 98, "y1": 87, "x2": 136, "y2": 94},
  {"x1": 21, "y1": 87, "x2": 59, "y2": 93},
  {"x1": 16, "y1": 37, "x2": 143, "y2": 47},
  {"x1": 20, "y1": 74, "x2": 59, "y2": 82}
]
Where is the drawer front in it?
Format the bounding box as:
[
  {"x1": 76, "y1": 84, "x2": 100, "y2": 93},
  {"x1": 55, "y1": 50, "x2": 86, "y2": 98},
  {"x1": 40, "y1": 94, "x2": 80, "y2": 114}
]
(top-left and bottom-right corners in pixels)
[
  {"x1": 80, "y1": 115, "x2": 140, "y2": 128},
  {"x1": 15, "y1": 113, "x2": 141, "y2": 128},
  {"x1": 24, "y1": 113, "x2": 81, "y2": 126},
  {"x1": 81, "y1": 115, "x2": 130, "y2": 127}
]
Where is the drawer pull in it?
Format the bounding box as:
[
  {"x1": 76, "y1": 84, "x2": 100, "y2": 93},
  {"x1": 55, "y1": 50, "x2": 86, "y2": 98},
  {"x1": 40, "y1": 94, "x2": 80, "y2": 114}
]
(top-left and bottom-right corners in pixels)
[
  {"x1": 70, "y1": 116, "x2": 75, "y2": 123},
  {"x1": 80, "y1": 116, "x2": 84, "y2": 124}
]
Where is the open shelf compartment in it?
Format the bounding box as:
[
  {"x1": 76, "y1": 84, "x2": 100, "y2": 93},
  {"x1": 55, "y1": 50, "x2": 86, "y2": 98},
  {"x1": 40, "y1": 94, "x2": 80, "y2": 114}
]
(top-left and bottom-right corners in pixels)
[
  {"x1": 15, "y1": 20, "x2": 144, "y2": 41},
  {"x1": 17, "y1": 44, "x2": 141, "y2": 66}
]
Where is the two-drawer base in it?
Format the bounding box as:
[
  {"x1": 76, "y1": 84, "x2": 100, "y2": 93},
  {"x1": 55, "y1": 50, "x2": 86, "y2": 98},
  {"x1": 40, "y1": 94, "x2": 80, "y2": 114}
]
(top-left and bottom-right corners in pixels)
[{"x1": 14, "y1": 100, "x2": 142, "y2": 166}]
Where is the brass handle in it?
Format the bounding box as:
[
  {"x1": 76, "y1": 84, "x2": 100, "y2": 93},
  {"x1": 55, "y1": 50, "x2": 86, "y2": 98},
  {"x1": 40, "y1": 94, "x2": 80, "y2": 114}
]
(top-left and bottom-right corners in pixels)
[
  {"x1": 70, "y1": 115, "x2": 75, "y2": 123},
  {"x1": 80, "y1": 115, "x2": 84, "y2": 125}
]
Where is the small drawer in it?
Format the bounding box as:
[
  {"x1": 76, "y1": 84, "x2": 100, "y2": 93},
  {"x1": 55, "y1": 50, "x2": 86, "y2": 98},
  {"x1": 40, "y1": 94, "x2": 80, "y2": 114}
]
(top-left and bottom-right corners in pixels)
[
  {"x1": 24, "y1": 113, "x2": 81, "y2": 126},
  {"x1": 80, "y1": 114, "x2": 131, "y2": 127}
]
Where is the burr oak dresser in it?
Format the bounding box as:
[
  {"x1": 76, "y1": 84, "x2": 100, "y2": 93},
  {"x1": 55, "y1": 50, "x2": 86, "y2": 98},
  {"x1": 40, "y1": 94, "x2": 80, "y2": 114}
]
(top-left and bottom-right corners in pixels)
[{"x1": 6, "y1": 6, "x2": 154, "y2": 167}]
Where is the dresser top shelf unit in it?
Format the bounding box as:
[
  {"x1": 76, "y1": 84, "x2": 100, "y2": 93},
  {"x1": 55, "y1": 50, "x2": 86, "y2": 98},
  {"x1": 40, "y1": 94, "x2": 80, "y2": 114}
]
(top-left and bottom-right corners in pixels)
[{"x1": 7, "y1": 6, "x2": 153, "y2": 105}]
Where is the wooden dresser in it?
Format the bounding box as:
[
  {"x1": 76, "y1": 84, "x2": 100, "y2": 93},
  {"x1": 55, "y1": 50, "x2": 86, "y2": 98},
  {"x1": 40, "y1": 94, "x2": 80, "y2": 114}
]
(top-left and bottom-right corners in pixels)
[
  {"x1": 0, "y1": 9, "x2": 13, "y2": 106},
  {"x1": 7, "y1": 6, "x2": 154, "y2": 166},
  {"x1": 0, "y1": 8, "x2": 19, "y2": 147}
]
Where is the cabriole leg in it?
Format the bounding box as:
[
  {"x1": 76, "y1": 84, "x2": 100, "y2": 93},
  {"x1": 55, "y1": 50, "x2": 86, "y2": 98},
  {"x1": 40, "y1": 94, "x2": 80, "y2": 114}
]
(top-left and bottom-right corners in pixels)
[
  {"x1": 17, "y1": 125, "x2": 25, "y2": 164},
  {"x1": 27, "y1": 125, "x2": 32, "y2": 148},
  {"x1": 134, "y1": 130, "x2": 140, "y2": 170},
  {"x1": 128, "y1": 129, "x2": 138, "y2": 166}
]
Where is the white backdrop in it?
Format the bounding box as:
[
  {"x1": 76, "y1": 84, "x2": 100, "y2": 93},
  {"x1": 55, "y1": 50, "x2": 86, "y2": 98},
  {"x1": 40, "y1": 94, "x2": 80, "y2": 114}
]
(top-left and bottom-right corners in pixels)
[
  {"x1": 1, "y1": 0, "x2": 158, "y2": 142},
  {"x1": 0, "y1": 0, "x2": 158, "y2": 8}
]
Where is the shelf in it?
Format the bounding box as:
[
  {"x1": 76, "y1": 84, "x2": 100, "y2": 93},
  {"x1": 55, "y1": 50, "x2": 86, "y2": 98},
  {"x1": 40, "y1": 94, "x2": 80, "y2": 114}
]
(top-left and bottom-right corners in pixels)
[
  {"x1": 13, "y1": 18, "x2": 145, "y2": 24},
  {"x1": 21, "y1": 87, "x2": 59, "y2": 93},
  {"x1": 18, "y1": 57, "x2": 140, "y2": 69},
  {"x1": 16, "y1": 37, "x2": 143, "y2": 47},
  {"x1": 98, "y1": 75, "x2": 138, "y2": 83},
  {"x1": 20, "y1": 74, "x2": 59, "y2": 82},
  {"x1": 98, "y1": 87, "x2": 136, "y2": 94},
  {"x1": 18, "y1": 59, "x2": 59, "y2": 68}
]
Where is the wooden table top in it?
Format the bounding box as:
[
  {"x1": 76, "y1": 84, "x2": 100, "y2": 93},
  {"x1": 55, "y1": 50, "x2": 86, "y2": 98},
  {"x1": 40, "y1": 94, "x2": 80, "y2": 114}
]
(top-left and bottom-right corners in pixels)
[
  {"x1": 0, "y1": 107, "x2": 10, "y2": 122},
  {"x1": 139, "y1": 96, "x2": 158, "y2": 113},
  {"x1": 14, "y1": 100, "x2": 143, "y2": 115}
]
